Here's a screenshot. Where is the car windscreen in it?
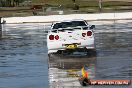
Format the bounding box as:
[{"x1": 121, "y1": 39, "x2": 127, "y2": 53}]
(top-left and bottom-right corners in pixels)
[{"x1": 52, "y1": 21, "x2": 87, "y2": 29}]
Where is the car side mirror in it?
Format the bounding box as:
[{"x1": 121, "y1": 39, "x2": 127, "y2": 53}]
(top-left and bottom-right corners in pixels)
[{"x1": 90, "y1": 25, "x2": 95, "y2": 29}]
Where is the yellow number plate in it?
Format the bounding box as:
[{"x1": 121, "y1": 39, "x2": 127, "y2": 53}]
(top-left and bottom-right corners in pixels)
[{"x1": 66, "y1": 44, "x2": 77, "y2": 49}]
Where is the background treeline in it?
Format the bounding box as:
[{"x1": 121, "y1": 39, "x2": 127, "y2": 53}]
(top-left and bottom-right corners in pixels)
[{"x1": 0, "y1": 0, "x2": 25, "y2": 7}]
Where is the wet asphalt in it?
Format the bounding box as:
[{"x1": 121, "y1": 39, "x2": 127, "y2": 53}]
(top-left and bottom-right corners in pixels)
[{"x1": 0, "y1": 20, "x2": 132, "y2": 88}]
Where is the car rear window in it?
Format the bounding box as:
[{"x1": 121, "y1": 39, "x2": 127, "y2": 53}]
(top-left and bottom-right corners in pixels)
[{"x1": 52, "y1": 21, "x2": 87, "y2": 29}]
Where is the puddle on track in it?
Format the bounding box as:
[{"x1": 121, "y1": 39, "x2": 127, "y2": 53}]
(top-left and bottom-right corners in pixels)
[
  {"x1": 0, "y1": 23, "x2": 49, "y2": 88},
  {"x1": 0, "y1": 20, "x2": 132, "y2": 88}
]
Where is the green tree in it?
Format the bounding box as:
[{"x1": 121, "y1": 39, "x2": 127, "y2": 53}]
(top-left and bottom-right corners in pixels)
[
  {"x1": 72, "y1": 0, "x2": 75, "y2": 3},
  {"x1": 0, "y1": 0, "x2": 25, "y2": 7},
  {"x1": 6, "y1": 0, "x2": 12, "y2": 6},
  {"x1": 0, "y1": 0, "x2": 6, "y2": 7}
]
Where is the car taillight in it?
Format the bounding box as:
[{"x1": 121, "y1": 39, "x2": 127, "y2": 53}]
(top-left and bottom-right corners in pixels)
[
  {"x1": 82, "y1": 33, "x2": 86, "y2": 37},
  {"x1": 49, "y1": 35, "x2": 54, "y2": 40},
  {"x1": 87, "y1": 31, "x2": 92, "y2": 36},
  {"x1": 49, "y1": 35, "x2": 59, "y2": 40},
  {"x1": 55, "y1": 35, "x2": 59, "y2": 40}
]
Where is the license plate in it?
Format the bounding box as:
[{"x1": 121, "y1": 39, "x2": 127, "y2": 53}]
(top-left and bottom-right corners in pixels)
[{"x1": 66, "y1": 44, "x2": 77, "y2": 49}]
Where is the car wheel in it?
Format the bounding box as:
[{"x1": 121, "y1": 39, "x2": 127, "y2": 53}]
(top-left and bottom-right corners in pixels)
[
  {"x1": 57, "y1": 50, "x2": 62, "y2": 54},
  {"x1": 86, "y1": 49, "x2": 96, "y2": 57}
]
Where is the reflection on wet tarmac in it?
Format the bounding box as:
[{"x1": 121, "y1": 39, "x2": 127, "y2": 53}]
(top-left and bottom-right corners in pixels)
[
  {"x1": 0, "y1": 20, "x2": 132, "y2": 88},
  {"x1": 48, "y1": 54, "x2": 96, "y2": 87},
  {"x1": 0, "y1": 23, "x2": 49, "y2": 88},
  {"x1": 48, "y1": 20, "x2": 132, "y2": 88}
]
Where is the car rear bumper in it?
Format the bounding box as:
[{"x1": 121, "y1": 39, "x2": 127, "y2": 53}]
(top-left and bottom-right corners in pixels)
[{"x1": 47, "y1": 38, "x2": 95, "y2": 54}]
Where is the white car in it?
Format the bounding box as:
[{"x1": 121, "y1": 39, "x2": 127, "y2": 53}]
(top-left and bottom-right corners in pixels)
[{"x1": 47, "y1": 20, "x2": 95, "y2": 54}]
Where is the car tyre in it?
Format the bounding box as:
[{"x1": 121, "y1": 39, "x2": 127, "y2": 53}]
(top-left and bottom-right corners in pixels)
[{"x1": 86, "y1": 49, "x2": 96, "y2": 57}]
